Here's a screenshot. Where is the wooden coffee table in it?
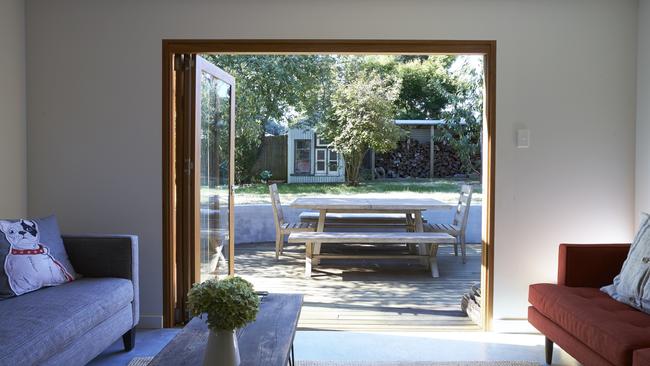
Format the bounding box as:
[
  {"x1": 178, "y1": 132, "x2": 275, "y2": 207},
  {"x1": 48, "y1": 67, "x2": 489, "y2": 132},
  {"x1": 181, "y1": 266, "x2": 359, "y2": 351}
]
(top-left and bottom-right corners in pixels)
[{"x1": 149, "y1": 293, "x2": 303, "y2": 366}]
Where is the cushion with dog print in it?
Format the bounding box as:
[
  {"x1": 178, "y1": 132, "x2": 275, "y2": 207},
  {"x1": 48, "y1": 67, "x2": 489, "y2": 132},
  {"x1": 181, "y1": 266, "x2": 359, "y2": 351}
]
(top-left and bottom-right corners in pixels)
[{"x1": 0, "y1": 216, "x2": 77, "y2": 298}]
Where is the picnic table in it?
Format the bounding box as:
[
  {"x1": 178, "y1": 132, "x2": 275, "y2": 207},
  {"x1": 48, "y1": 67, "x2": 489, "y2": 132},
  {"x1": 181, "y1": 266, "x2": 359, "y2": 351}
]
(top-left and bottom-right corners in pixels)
[{"x1": 288, "y1": 197, "x2": 453, "y2": 277}]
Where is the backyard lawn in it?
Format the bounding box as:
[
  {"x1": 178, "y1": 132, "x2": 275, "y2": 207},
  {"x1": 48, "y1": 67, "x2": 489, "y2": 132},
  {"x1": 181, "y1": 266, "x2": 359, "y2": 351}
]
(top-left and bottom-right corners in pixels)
[{"x1": 233, "y1": 178, "x2": 481, "y2": 205}]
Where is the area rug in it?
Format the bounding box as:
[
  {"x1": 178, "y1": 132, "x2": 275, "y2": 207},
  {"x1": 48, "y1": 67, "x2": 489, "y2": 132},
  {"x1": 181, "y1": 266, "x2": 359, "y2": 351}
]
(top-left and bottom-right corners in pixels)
[
  {"x1": 128, "y1": 357, "x2": 540, "y2": 366},
  {"x1": 128, "y1": 357, "x2": 153, "y2": 366},
  {"x1": 297, "y1": 362, "x2": 540, "y2": 366}
]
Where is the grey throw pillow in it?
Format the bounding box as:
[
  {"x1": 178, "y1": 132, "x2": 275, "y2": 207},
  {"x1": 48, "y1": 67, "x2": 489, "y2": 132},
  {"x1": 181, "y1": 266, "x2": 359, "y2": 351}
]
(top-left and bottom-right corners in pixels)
[
  {"x1": 0, "y1": 216, "x2": 78, "y2": 299},
  {"x1": 602, "y1": 212, "x2": 650, "y2": 313}
]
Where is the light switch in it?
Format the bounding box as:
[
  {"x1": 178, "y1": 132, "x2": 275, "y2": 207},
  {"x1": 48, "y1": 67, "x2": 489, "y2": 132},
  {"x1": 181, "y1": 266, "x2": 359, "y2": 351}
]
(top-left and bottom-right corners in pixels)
[{"x1": 517, "y1": 129, "x2": 530, "y2": 148}]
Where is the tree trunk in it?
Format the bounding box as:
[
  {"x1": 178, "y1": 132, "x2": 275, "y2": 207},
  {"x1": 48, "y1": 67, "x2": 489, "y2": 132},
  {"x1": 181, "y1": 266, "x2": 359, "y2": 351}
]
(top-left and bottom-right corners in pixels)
[{"x1": 344, "y1": 150, "x2": 364, "y2": 186}]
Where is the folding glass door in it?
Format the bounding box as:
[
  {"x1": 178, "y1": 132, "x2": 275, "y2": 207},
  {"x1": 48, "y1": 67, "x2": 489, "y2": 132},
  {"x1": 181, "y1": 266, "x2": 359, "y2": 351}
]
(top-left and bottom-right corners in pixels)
[
  {"x1": 173, "y1": 54, "x2": 235, "y2": 323},
  {"x1": 195, "y1": 56, "x2": 235, "y2": 282}
]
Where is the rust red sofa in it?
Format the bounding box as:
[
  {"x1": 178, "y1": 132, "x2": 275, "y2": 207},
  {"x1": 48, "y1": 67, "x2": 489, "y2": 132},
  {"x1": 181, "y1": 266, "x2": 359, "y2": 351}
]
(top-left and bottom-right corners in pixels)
[{"x1": 528, "y1": 244, "x2": 650, "y2": 366}]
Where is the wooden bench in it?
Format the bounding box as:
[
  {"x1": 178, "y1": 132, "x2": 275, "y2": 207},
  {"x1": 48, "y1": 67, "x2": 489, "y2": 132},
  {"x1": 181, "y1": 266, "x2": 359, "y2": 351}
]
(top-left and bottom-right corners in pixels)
[
  {"x1": 298, "y1": 212, "x2": 426, "y2": 228},
  {"x1": 288, "y1": 231, "x2": 455, "y2": 278}
]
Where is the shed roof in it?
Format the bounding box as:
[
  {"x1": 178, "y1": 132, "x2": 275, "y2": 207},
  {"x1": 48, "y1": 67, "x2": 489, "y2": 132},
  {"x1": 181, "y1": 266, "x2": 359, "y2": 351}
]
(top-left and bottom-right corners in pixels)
[{"x1": 394, "y1": 119, "x2": 445, "y2": 126}]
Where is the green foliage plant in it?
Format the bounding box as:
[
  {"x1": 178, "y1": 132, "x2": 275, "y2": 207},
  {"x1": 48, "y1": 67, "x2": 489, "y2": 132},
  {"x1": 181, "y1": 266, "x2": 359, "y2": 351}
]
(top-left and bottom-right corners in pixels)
[
  {"x1": 395, "y1": 56, "x2": 459, "y2": 120},
  {"x1": 320, "y1": 59, "x2": 403, "y2": 186},
  {"x1": 435, "y1": 57, "x2": 484, "y2": 175},
  {"x1": 187, "y1": 276, "x2": 260, "y2": 332}
]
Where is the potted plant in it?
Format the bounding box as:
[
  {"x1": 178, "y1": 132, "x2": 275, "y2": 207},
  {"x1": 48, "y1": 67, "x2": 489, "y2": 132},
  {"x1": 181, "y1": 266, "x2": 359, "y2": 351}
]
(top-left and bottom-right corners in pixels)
[{"x1": 187, "y1": 277, "x2": 260, "y2": 366}]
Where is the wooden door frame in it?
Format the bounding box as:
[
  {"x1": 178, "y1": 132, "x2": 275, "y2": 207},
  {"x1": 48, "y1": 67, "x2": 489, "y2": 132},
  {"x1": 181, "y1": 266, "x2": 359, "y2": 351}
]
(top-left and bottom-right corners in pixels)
[{"x1": 162, "y1": 39, "x2": 497, "y2": 330}]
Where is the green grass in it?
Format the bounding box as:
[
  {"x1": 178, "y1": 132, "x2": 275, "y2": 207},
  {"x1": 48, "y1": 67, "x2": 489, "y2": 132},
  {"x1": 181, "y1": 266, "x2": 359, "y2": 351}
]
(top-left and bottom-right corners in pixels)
[
  {"x1": 234, "y1": 178, "x2": 482, "y2": 205},
  {"x1": 237, "y1": 179, "x2": 481, "y2": 195}
]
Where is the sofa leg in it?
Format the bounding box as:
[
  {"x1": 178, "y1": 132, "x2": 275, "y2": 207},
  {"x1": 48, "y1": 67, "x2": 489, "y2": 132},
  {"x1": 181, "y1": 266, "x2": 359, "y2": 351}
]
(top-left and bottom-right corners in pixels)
[
  {"x1": 545, "y1": 336, "x2": 553, "y2": 365},
  {"x1": 122, "y1": 328, "x2": 136, "y2": 352}
]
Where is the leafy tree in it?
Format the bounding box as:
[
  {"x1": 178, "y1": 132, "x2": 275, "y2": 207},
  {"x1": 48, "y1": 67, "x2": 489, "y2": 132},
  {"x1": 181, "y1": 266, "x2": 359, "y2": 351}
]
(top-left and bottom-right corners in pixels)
[
  {"x1": 395, "y1": 56, "x2": 459, "y2": 120},
  {"x1": 319, "y1": 62, "x2": 403, "y2": 186},
  {"x1": 205, "y1": 55, "x2": 335, "y2": 183},
  {"x1": 435, "y1": 57, "x2": 484, "y2": 175}
]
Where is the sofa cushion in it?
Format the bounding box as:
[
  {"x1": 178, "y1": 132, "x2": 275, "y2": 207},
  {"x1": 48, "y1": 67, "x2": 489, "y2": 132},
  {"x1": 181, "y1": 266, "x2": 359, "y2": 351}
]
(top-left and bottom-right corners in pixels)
[
  {"x1": 0, "y1": 277, "x2": 133, "y2": 366},
  {"x1": 0, "y1": 216, "x2": 78, "y2": 298},
  {"x1": 530, "y1": 283, "x2": 650, "y2": 366},
  {"x1": 602, "y1": 212, "x2": 650, "y2": 313}
]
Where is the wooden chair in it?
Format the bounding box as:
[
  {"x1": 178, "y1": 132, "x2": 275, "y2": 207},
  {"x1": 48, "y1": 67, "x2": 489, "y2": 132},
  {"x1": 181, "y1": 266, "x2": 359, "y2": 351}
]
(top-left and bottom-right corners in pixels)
[
  {"x1": 425, "y1": 184, "x2": 473, "y2": 263},
  {"x1": 269, "y1": 184, "x2": 315, "y2": 259}
]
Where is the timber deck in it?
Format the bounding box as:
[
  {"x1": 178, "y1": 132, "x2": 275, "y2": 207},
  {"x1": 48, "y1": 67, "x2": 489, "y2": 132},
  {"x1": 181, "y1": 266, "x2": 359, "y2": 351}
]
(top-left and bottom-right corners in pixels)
[{"x1": 230, "y1": 242, "x2": 482, "y2": 332}]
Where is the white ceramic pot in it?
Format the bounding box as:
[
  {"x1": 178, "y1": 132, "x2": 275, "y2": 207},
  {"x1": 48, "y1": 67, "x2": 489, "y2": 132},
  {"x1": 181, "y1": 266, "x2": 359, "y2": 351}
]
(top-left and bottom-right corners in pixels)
[{"x1": 203, "y1": 329, "x2": 240, "y2": 366}]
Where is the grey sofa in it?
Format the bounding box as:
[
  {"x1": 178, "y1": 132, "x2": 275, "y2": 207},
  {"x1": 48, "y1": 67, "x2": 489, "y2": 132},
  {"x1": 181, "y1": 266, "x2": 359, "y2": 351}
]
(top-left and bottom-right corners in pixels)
[{"x1": 0, "y1": 235, "x2": 139, "y2": 366}]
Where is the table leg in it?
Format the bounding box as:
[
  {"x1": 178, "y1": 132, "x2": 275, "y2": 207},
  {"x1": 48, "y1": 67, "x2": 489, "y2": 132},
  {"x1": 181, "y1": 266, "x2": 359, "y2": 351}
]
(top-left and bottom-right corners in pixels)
[
  {"x1": 405, "y1": 213, "x2": 417, "y2": 254},
  {"x1": 312, "y1": 209, "x2": 326, "y2": 266},
  {"x1": 414, "y1": 211, "x2": 429, "y2": 267}
]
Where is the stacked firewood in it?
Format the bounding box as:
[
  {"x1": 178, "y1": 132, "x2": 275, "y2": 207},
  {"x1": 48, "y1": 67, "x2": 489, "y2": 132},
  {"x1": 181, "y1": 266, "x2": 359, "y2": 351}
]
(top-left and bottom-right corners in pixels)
[
  {"x1": 432, "y1": 142, "x2": 464, "y2": 177},
  {"x1": 460, "y1": 283, "x2": 482, "y2": 325},
  {"x1": 375, "y1": 139, "x2": 431, "y2": 178},
  {"x1": 374, "y1": 138, "x2": 481, "y2": 178}
]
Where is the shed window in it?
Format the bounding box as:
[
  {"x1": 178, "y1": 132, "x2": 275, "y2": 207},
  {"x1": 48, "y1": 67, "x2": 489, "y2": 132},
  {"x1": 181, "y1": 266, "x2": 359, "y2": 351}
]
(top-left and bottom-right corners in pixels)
[
  {"x1": 316, "y1": 148, "x2": 338, "y2": 175},
  {"x1": 294, "y1": 139, "x2": 311, "y2": 174}
]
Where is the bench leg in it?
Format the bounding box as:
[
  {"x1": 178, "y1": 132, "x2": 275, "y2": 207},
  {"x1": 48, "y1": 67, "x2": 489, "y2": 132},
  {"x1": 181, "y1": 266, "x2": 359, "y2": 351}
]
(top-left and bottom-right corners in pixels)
[
  {"x1": 428, "y1": 243, "x2": 440, "y2": 278},
  {"x1": 312, "y1": 243, "x2": 321, "y2": 266},
  {"x1": 305, "y1": 242, "x2": 313, "y2": 278},
  {"x1": 122, "y1": 328, "x2": 136, "y2": 352},
  {"x1": 414, "y1": 211, "x2": 429, "y2": 266},
  {"x1": 312, "y1": 210, "x2": 327, "y2": 266},
  {"x1": 545, "y1": 337, "x2": 553, "y2": 365}
]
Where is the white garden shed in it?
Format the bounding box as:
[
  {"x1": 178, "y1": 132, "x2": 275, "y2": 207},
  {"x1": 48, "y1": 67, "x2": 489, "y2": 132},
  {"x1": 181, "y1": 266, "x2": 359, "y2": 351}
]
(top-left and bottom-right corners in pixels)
[{"x1": 287, "y1": 128, "x2": 345, "y2": 183}]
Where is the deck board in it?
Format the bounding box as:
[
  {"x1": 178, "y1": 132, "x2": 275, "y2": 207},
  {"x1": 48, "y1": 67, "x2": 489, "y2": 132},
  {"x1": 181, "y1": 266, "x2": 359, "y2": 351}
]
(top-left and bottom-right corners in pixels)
[{"x1": 227, "y1": 242, "x2": 481, "y2": 332}]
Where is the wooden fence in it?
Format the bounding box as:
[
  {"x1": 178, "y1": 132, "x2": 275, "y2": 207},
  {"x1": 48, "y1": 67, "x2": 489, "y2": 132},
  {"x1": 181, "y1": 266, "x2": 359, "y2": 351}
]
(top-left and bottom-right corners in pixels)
[{"x1": 252, "y1": 135, "x2": 288, "y2": 181}]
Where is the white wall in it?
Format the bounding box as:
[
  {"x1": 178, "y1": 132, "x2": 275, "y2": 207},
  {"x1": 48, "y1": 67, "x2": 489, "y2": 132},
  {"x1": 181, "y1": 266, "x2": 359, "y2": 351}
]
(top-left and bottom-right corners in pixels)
[
  {"x1": 638, "y1": 1, "x2": 650, "y2": 222},
  {"x1": 0, "y1": 0, "x2": 27, "y2": 218},
  {"x1": 26, "y1": 0, "x2": 638, "y2": 329}
]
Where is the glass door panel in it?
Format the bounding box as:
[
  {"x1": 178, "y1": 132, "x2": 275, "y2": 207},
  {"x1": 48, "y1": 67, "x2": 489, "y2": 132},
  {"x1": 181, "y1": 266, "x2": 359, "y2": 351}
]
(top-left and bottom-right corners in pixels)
[
  {"x1": 315, "y1": 148, "x2": 327, "y2": 174},
  {"x1": 328, "y1": 150, "x2": 339, "y2": 175},
  {"x1": 194, "y1": 56, "x2": 235, "y2": 282}
]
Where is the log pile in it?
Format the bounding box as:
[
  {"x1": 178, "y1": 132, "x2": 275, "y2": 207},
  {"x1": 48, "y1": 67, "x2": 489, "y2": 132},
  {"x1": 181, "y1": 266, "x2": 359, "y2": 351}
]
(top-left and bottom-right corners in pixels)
[
  {"x1": 374, "y1": 139, "x2": 430, "y2": 178},
  {"x1": 460, "y1": 283, "x2": 482, "y2": 326},
  {"x1": 374, "y1": 138, "x2": 481, "y2": 178},
  {"x1": 433, "y1": 142, "x2": 464, "y2": 177}
]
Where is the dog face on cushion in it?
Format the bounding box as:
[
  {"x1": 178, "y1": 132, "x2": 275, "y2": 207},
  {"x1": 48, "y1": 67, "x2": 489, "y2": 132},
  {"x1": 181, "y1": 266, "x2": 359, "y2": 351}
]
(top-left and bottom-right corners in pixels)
[
  {"x1": 0, "y1": 219, "x2": 72, "y2": 295},
  {"x1": 0, "y1": 220, "x2": 39, "y2": 250}
]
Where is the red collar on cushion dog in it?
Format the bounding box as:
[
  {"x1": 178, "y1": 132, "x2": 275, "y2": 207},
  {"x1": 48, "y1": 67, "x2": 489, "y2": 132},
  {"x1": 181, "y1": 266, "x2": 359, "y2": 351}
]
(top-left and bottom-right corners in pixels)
[{"x1": 11, "y1": 244, "x2": 45, "y2": 255}]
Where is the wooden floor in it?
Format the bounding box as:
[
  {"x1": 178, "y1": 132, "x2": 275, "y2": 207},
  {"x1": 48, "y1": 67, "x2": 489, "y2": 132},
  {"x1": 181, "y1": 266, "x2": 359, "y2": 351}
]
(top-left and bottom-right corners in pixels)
[{"x1": 229, "y1": 242, "x2": 482, "y2": 332}]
